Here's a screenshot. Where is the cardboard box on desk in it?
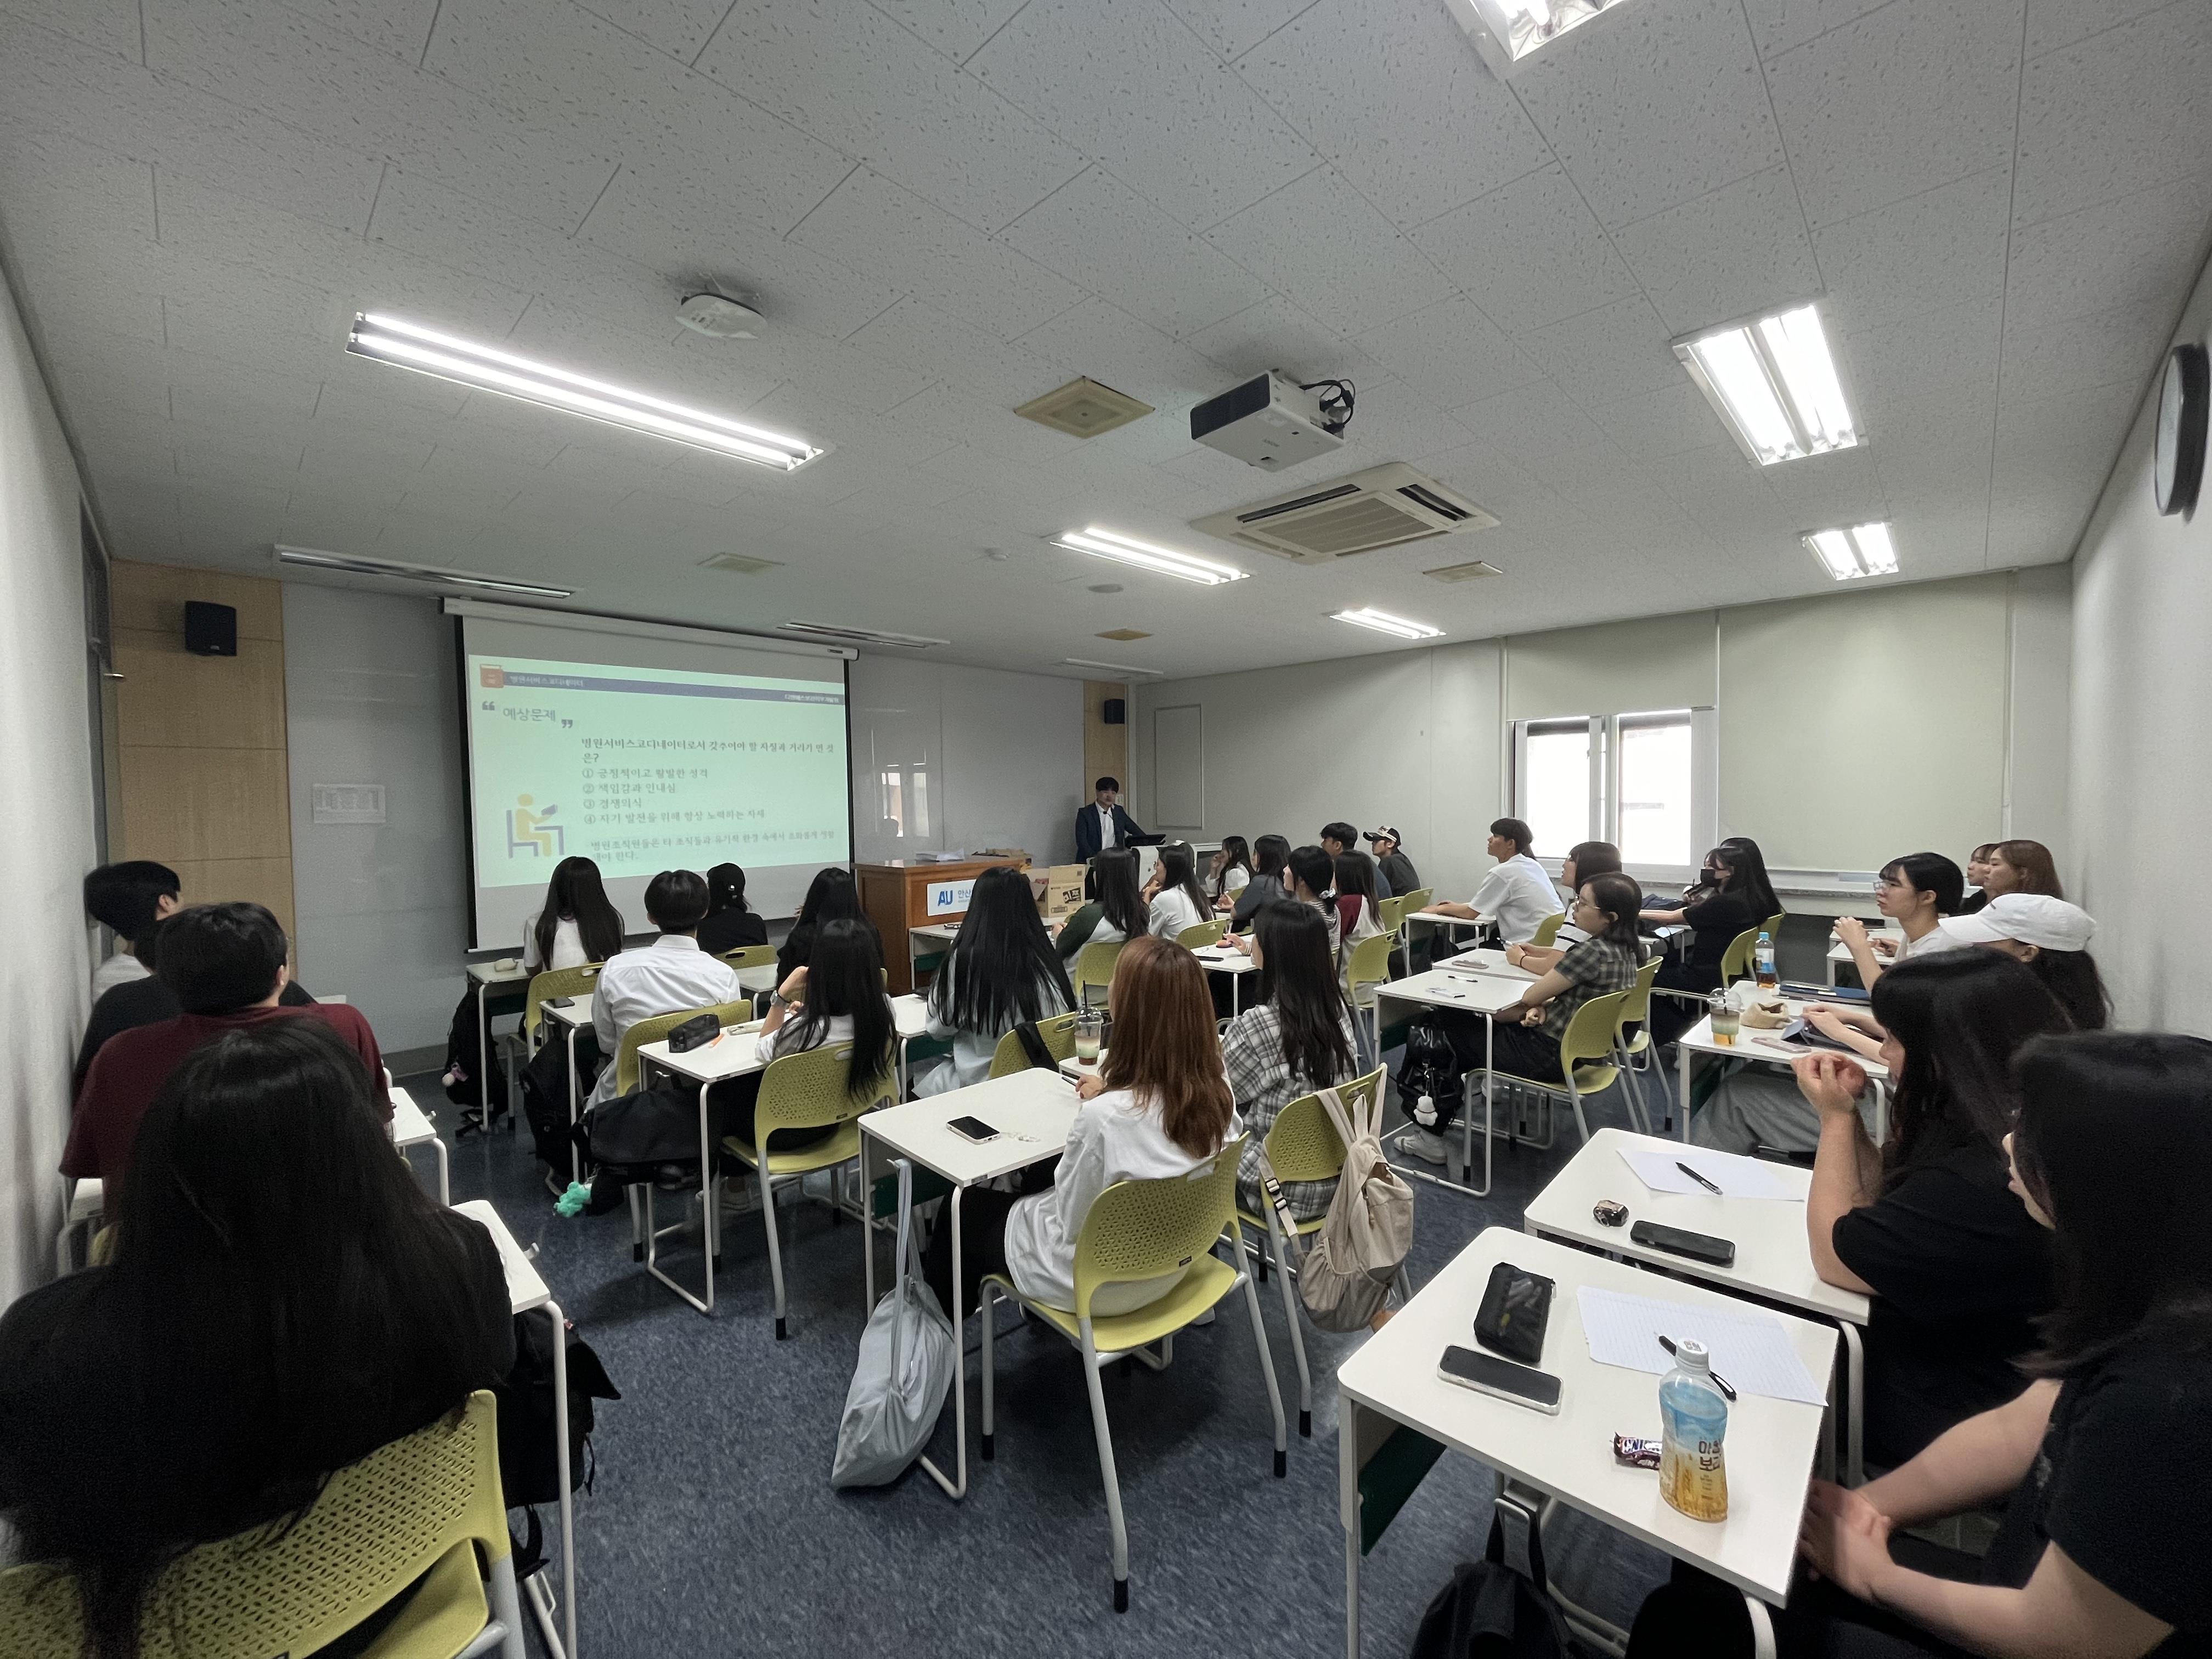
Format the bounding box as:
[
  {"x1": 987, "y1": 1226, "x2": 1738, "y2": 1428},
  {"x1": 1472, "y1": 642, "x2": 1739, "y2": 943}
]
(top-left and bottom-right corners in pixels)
[{"x1": 1045, "y1": 864, "x2": 1086, "y2": 916}]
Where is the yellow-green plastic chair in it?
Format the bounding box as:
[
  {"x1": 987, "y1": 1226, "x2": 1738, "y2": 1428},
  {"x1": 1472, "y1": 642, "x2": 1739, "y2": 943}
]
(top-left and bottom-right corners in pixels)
[
  {"x1": 1491, "y1": 988, "x2": 1633, "y2": 1145},
  {"x1": 1233, "y1": 1065, "x2": 1386, "y2": 1438},
  {"x1": 720, "y1": 1041, "x2": 898, "y2": 1339},
  {"x1": 1531, "y1": 911, "x2": 1567, "y2": 948},
  {"x1": 1074, "y1": 939, "x2": 1124, "y2": 1008},
  {"x1": 1342, "y1": 932, "x2": 1396, "y2": 1064},
  {"x1": 1765, "y1": 911, "x2": 1787, "y2": 939},
  {"x1": 613, "y1": 999, "x2": 755, "y2": 1098},
  {"x1": 1612, "y1": 956, "x2": 1664, "y2": 1135},
  {"x1": 1177, "y1": 918, "x2": 1227, "y2": 950},
  {"x1": 0, "y1": 1391, "x2": 524, "y2": 1659},
  {"x1": 523, "y1": 963, "x2": 600, "y2": 1048},
  {"x1": 1719, "y1": 926, "x2": 1760, "y2": 985},
  {"x1": 987, "y1": 1010, "x2": 1080, "y2": 1079},
  {"x1": 1400, "y1": 887, "x2": 1434, "y2": 916},
  {"x1": 1376, "y1": 895, "x2": 1407, "y2": 933},
  {"x1": 719, "y1": 942, "x2": 776, "y2": 972},
  {"x1": 978, "y1": 1133, "x2": 1285, "y2": 1612}
]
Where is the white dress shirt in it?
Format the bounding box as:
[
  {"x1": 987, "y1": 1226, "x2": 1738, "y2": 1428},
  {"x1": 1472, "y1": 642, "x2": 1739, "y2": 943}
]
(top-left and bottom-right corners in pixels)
[
  {"x1": 1468, "y1": 853, "x2": 1562, "y2": 945},
  {"x1": 1094, "y1": 803, "x2": 1119, "y2": 849},
  {"x1": 588, "y1": 934, "x2": 742, "y2": 1103},
  {"x1": 91, "y1": 952, "x2": 150, "y2": 999},
  {"x1": 1002, "y1": 1086, "x2": 1244, "y2": 1314}
]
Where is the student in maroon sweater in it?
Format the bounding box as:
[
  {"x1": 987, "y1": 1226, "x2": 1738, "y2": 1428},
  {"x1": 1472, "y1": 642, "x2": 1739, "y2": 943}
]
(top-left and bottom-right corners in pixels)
[{"x1": 66, "y1": 902, "x2": 387, "y2": 1194}]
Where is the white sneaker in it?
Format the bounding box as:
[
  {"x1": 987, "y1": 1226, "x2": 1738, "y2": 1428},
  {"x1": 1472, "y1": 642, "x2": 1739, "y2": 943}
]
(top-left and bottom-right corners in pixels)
[{"x1": 1401, "y1": 1127, "x2": 1451, "y2": 1164}]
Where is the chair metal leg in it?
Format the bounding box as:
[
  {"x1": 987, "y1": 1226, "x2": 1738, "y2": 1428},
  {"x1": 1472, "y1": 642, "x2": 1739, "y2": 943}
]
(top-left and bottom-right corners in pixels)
[
  {"x1": 485, "y1": 1554, "x2": 529, "y2": 1659},
  {"x1": 979, "y1": 1280, "x2": 999, "y2": 1461},
  {"x1": 627, "y1": 1184, "x2": 644, "y2": 1262},
  {"x1": 759, "y1": 1161, "x2": 787, "y2": 1338},
  {"x1": 1078, "y1": 1321, "x2": 1132, "y2": 1611},
  {"x1": 1264, "y1": 1204, "x2": 1312, "y2": 1436},
  {"x1": 1565, "y1": 1077, "x2": 1593, "y2": 1144}
]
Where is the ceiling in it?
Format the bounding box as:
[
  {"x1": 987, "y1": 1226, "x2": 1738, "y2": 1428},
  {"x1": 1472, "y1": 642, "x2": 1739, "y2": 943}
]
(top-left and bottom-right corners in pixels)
[{"x1": 2, "y1": 0, "x2": 2209, "y2": 680}]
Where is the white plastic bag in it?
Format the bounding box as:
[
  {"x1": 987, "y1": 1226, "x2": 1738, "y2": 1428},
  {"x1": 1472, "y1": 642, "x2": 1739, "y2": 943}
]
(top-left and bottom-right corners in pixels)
[{"x1": 831, "y1": 1159, "x2": 955, "y2": 1488}]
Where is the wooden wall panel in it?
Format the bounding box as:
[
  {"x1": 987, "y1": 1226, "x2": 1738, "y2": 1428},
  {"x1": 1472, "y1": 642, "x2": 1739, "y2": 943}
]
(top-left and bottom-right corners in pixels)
[
  {"x1": 111, "y1": 561, "x2": 295, "y2": 937},
  {"x1": 1082, "y1": 679, "x2": 1129, "y2": 799}
]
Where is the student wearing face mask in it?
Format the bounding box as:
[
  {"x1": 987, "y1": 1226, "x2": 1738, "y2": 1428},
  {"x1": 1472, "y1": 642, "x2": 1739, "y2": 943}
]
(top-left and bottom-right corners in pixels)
[{"x1": 1641, "y1": 837, "x2": 1780, "y2": 1047}]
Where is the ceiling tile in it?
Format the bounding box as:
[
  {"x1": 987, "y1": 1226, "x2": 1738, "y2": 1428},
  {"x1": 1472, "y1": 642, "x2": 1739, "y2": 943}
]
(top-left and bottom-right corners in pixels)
[
  {"x1": 693, "y1": 0, "x2": 1084, "y2": 233},
  {"x1": 968, "y1": 0, "x2": 1323, "y2": 232},
  {"x1": 866, "y1": 0, "x2": 1033, "y2": 64},
  {"x1": 1765, "y1": 0, "x2": 2024, "y2": 229},
  {"x1": 142, "y1": 0, "x2": 622, "y2": 232},
  {"x1": 1447, "y1": 376, "x2": 1612, "y2": 482},
  {"x1": 1999, "y1": 300, "x2": 2171, "y2": 407},
  {"x1": 1741, "y1": 0, "x2": 1894, "y2": 60},
  {"x1": 1000, "y1": 167, "x2": 1269, "y2": 340},
  {"x1": 791, "y1": 166, "x2": 1087, "y2": 341},
  {"x1": 1839, "y1": 298, "x2": 2001, "y2": 443},
  {"x1": 4, "y1": 0, "x2": 142, "y2": 60},
  {"x1": 1511, "y1": 0, "x2": 1784, "y2": 230},
  {"x1": 1159, "y1": 0, "x2": 1316, "y2": 60},
  {"x1": 1759, "y1": 442, "x2": 1888, "y2": 526},
  {"x1": 1408, "y1": 165, "x2": 1639, "y2": 335},
  {"x1": 1509, "y1": 294, "x2": 1682, "y2": 405},
  {"x1": 844, "y1": 296, "x2": 1068, "y2": 409},
  {"x1": 2003, "y1": 172, "x2": 2212, "y2": 335},
  {"x1": 1589, "y1": 379, "x2": 1733, "y2": 464},
  {"x1": 1351, "y1": 296, "x2": 1545, "y2": 411},
  {"x1": 1014, "y1": 298, "x2": 1228, "y2": 410},
  {"x1": 281, "y1": 0, "x2": 443, "y2": 59},
  {"x1": 1611, "y1": 165, "x2": 1820, "y2": 335},
  {"x1": 425, "y1": 0, "x2": 856, "y2": 235},
  {"x1": 1232, "y1": 0, "x2": 1551, "y2": 231},
  {"x1": 1184, "y1": 295, "x2": 1368, "y2": 381},
  {"x1": 2012, "y1": 0, "x2": 2212, "y2": 228},
  {"x1": 574, "y1": 0, "x2": 754, "y2": 63},
  {"x1": 2023, "y1": 0, "x2": 2177, "y2": 60},
  {"x1": 1810, "y1": 166, "x2": 2012, "y2": 331},
  {"x1": 1204, "y1": 166, "x2": 1455, "y2": 330}
]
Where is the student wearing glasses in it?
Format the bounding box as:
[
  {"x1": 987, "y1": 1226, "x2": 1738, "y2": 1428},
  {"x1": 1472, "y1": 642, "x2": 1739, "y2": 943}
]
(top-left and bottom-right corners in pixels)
[{"x1": 1837, "y1": 851, "x2": 1967, "y2": 990}]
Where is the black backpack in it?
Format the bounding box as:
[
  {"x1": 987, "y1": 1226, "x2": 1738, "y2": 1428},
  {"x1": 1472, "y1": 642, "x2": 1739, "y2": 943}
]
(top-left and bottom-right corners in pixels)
[
  {"x1": 439, "y1": 989, "x2": 508, "y2": 1119},
  {"x1": 1408, "y1": 1508, "x2": 1573, "y2": 1659},
  {"x1": 1397, "y1": 1014, "x2": 1468, "y2": 1121},
  {"x1": 521, "y1": 1031, "x2": 600, "y2": 1170},
  {"x1": 492, "y1": 1312, "x2": 621, "y2": 1578}
]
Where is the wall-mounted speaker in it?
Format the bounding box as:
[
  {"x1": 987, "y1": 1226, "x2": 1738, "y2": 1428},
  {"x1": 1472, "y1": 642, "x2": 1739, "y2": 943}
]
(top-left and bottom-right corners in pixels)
[
  {"x1": 1102, "y1": 698, "x2": 1125, "y2": 725},
  {"x1": 184, "y1": 601, "x2": 238, "y2": 658}
]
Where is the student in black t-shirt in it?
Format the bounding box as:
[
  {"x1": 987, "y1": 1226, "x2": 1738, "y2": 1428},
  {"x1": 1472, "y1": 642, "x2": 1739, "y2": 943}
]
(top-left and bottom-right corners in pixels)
[
  {"x1": 1642, "y1": 836, "x2": 1780, "y2": 1046},
  {"x1": 1795, "y1": 951, "x2": 2072, "y2": 1466},
  {"x1": 696, "y1": 862, "x2": 769, "y2": 956},
  {"x1": 1784, "y1": 1030, "x2": 2212, "y2": 1659}
]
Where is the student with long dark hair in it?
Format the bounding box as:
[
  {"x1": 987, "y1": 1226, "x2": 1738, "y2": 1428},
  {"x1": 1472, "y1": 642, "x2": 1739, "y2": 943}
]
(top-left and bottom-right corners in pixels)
[
  {"x1": 1229, "y1": 834, "x2": 1292, "y2": 926},
  {"x1": 1837, "y1": 850, "x2": 1967, "y2": 990},
  {"x1": 1934, "y1": 894, "x2": 2110, "y2": 1031},
  {"x1": 1640, "y1": 837, "x2": 1779, "y2": 1045},
  {"x1": 1143, "y1": 841, "x2": 1212, "y2": 940},
  {"x1": 1404, "y1": 872, "x2": 1643, "y2": 1163},
  {"x1": 1958, "y1": 842, "x2": 2000, "y2": 913},
  {"x1": 1640, "y1": 1032, "x2": 2212, "y2": 1659},
  {"x1": 923, "y1": 936, "x2": 1241, "y2": 1316},
  {"x1": 524, "y1": 855, "x2": 625, "y2": 972},
  {"x1": 917, "y1": 865, "x2": 1074, "y2": 1096},
  {"x1": 775, "y1": 867, "x2": 878, "y2": 983},
  {"x1": 720, "y1": 917, "x2": 899, "y2": 1153},
  {"x1": 1794, "y1": 951, "x2": 2072, "y2": 1465},
  {"x1": 1057, "y1": 848, "x2": 1144, "y2": 961},
  {"x1": 0, "y1": 1020, "x2": 514, "y2": 1659},
  {"x1": 1332, "y1": 850, "x2": 1385, "y2": 971},
  {"x1": 1206, "y1": 835, "x2": 1254, "y2": 904},
  {"x1": 696, "y1": 861, "x2": 769, "y2": 956},
  {"x1": 1223, "y1": 901, "x2": 1358, "y2": 1223}
]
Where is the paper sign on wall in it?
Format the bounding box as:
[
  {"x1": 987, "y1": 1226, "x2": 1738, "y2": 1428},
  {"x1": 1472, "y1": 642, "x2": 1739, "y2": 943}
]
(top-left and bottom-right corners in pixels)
[{"x1": 926, "y1": 879, "x2": 976, "y2": 917}]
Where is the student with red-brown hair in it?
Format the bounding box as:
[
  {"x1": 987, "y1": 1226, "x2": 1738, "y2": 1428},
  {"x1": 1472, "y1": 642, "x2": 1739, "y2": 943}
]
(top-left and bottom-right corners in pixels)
[{"x1": 922, "y1": 935, "x2": 1242, "y2": 1317}]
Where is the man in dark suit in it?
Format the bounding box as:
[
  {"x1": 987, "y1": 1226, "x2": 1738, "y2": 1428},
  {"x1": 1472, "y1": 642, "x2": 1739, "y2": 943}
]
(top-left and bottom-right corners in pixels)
[{"x1": 1074, "y1": 776, "x2": 1159, "y2": 860}]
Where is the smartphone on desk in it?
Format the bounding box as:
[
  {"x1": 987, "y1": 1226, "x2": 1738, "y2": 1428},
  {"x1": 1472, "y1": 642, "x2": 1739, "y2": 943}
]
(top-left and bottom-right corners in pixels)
[
  {"x1": 1438, "y1": 1345, "x2": 1562, "y2": 1414},
  {"x1": 947, "y1": 1116, "x2": 1000, "y2": 1143},
  {"x1": 544, "y1": 996, "x2": 574, "y2": 1009}
]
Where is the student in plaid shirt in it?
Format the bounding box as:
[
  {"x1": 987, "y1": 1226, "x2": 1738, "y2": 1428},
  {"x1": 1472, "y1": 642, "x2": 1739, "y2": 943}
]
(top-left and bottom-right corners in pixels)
[{"x1": 1223, "y1": 899, "x2": 1361, "y2": 1222}]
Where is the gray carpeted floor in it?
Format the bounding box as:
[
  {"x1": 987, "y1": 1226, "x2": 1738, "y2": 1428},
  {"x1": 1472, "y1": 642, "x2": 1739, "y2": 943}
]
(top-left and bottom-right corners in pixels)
[{"x1": 404, "y1": 1035, "x2": 1713, "y2": 1659}]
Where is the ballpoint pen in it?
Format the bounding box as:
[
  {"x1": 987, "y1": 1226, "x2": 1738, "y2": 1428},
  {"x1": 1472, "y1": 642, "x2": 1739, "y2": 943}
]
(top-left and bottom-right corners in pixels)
[{"x1": 1675, "y1": 1160, "x2": 1724, "y2": 1195}]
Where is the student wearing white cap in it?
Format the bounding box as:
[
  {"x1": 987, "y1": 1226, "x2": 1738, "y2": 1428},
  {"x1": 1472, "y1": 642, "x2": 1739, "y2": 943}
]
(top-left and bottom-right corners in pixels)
[{"x1": 1937, "y1": 893, "x2": 2109, "y2": 1031}]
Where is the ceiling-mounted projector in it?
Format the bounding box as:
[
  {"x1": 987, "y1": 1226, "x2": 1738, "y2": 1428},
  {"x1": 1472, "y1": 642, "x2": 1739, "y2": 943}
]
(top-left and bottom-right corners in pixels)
[{"x1": 1190, "y1": 372, "x2": 1347, "y2": 472}]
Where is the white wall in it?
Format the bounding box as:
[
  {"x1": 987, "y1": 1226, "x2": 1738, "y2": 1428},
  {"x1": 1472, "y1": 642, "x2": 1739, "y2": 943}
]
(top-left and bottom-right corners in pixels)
[
  {"x1": 0, "y1": 273, "x2": 95, "y2": 1299},
  {"x1": 1131, "y1": 640, "x2": 1507, "y2": 905},
  {"x1": 2068, "y1": 253, "x2": 2212, "y2": 1033},
  {"x1": 284, "y1": 585, "x2": 470, "y2": 1056},
  {"x1": 849, "y1": 656, "x2": 1086, "y2": 866}
]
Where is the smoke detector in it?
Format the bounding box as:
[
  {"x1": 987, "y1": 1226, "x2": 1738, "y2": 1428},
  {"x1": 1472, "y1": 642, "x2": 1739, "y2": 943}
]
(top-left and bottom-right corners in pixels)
[{"x1": 678, "y1": 292, "x2": 765, "y2": 338}]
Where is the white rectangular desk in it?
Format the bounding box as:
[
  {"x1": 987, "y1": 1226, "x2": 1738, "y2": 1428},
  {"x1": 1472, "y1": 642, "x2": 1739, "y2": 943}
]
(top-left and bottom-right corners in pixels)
[
  {"x1": 388, "y1": 1085, "x2": 449, "y2": 1205},
  {"x1": 632, "y1": 995, "x2": 931, "y2": 1314},
  {"x1": 1192, "y1": 944, "x2": 1261, "y2": 1013},
  {"x1": 1823, "y1": 928, "x2": 1905, "y2": 986},
  {"x1": 453, "y1": 1199, "x2": 578, "y2": 1659},
  {"x1": 1435, "y1": 946, "x2": 1537, "y2": 981},
  {"x1": 1674, "y1": 1006, "x2": 1889, "y2": 1146},
  {"x1": 1523, "y1": 1128, "x2": 1871, "y2": 1483},
  {"x1": 857, "y1": 1069, "x2": 1081, "y2": 1500},
  {"x1": 907, "y1": 922, "x2": 961, "y2": 989},
  {"x1": 1339, "y1": 1227, "x2": 1836, "y2": 1659},
  {"x1": 1370, "y1": 970, "x2": 1533, "y2": 1198}
]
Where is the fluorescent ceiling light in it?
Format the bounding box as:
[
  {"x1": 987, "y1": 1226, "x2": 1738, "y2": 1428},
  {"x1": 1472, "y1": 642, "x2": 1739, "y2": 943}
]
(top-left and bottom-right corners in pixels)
[
  {"x1": 775, "y1": 620, "x2": 947, "y2": 649},
  {"x1": 1675, "y1": 303, "x2": 1861, "y2": 466},
  {"x1": 1063, "y1": 657, "x2": 1164, "y2": 676},
  {"x1": 345, "y1": 313, "x2": 820, "y2": 470},
  {"x1": 1801, "y1": 522, "x2": 1898, "y2": 582},
  {"x1": 1052, "y1": 526, "x2": 1247, "y2": 586},
  {"x1": 1331, "y1": 607, "x2": 1444, "y2": 640},
  {"x1": 1444, "y1": 0, "x2": 1634, "y2": 75},
  {"x1": 274, "y1": 545, "x2": 573, "y2": 599}
]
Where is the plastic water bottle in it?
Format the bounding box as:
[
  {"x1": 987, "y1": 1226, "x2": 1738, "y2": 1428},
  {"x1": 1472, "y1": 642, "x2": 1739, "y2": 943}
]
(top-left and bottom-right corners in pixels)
[
  {"x1": 1414, "y1": 1092, "x2": 1436, "y2": 1130},
  {"x1": 1658, "y1": 1340, "x2": 1730, "y2": 1522},
  {"x1": 1753, "y1": 930, "x2": 1778, "y2": 990}
]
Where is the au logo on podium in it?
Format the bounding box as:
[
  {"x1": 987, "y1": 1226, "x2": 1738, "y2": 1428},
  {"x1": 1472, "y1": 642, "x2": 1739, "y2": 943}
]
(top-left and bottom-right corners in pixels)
[{"x1": 926, "y1": 879, "x2": 976, "y2": 917}]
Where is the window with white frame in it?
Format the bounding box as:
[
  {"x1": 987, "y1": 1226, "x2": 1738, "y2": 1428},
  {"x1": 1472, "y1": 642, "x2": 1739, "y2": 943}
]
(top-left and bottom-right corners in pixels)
[{"x1": 1510, "y1": 709, "x2": 1713, "y2": 881}]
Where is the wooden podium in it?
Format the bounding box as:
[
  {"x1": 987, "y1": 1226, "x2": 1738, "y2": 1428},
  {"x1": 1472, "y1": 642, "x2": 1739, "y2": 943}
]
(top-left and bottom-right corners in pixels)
[{"x1": 857, "y1": 856, "x2": 1029, "y2": 994}]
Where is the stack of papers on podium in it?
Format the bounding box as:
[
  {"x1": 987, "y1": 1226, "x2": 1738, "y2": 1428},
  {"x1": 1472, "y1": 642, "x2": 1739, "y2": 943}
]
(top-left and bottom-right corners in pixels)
[{"x1": 1618, "y1": 1145, "x2": 1801, "y2": 1200}]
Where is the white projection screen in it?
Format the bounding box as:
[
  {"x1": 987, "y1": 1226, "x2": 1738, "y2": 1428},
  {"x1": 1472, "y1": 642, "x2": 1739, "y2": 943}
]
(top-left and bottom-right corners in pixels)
[{"x1": 449, "y1": 602, "x2": 854, "y2": 951}]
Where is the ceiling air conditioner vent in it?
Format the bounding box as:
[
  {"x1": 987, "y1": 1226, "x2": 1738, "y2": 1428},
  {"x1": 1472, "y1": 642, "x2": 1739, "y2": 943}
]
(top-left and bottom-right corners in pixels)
[{"x1": 1190, "y1": 462, "x2": 1497, "y2": 564}]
